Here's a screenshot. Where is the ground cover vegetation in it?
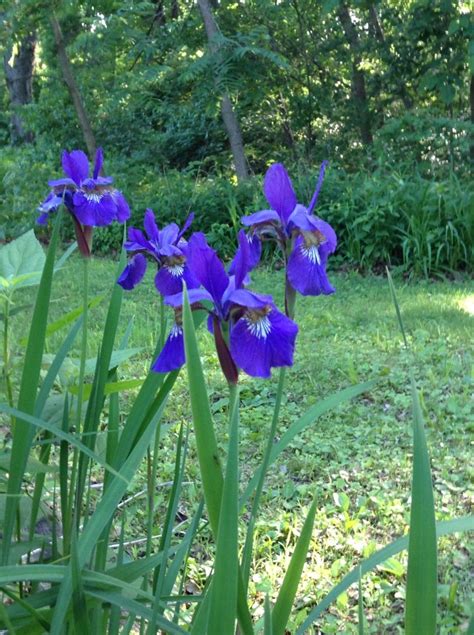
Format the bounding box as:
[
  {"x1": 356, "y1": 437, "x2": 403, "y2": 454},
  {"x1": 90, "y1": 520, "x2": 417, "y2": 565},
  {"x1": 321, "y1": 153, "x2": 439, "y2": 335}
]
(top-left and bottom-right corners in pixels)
[
  {"x1": 0, "y1": 239, "x2": 472, "y2": 631},
  {"x1": 0, "y1": 0, "x2": 473, "y2": 632}
]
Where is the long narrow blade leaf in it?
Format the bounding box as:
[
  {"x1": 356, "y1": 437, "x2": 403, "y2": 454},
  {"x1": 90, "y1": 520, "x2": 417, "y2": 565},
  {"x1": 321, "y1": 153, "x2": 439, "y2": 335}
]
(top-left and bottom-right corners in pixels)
[
  {"x1": 241, "y1": 380, "x2": 377, "y2": 508},
  {"x1": 2, "y1": 211, "x2": 62, "y2": 564},
  {"x1": 272, "y1": 500, "x2": 316, "y2": 635},
  {"x1": 405, "y1": 378, "x2": 437, "y2": 634},
  {"x1": 207, "y1": 386, "x2": 240, "y2": 635},
  {"x1": 181, "y1": 285, "x2": 223, "y2": 534},
  {"x1": 295, "y1": 516, "x2": 473, "y2": 634}
]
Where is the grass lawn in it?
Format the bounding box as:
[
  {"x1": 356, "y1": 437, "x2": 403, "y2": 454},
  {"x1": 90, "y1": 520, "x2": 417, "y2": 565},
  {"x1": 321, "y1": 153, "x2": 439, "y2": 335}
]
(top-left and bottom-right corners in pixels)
[{"x1": 7, "y1": 252, "x2": 474, "y2": 633}]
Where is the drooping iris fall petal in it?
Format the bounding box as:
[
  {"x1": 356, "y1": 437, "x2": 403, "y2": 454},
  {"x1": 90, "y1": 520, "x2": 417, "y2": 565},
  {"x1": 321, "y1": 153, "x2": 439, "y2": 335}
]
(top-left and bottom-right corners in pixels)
[{"x1": 230, "y1": 306, "x2": 298, "y2": 378}]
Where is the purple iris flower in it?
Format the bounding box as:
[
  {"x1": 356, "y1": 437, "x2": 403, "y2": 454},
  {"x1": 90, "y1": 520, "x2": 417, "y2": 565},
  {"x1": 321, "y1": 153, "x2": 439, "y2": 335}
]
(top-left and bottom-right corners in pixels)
[
  {"x1": 117, "y1": 209, "x2": 199, "y2": 297},
  {"x1": 153, "y1": 231, "x2": 298, "y2": 380},
  {"x1": 241, "y1": 161, "x2": 337, "y2": 297},
  {"x1": 38, "y1": 148, "x2": 130, "y2": 227}
]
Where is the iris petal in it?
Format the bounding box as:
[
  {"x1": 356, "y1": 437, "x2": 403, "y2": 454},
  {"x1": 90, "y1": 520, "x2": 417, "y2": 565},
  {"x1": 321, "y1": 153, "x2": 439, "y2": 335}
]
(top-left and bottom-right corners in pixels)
[
  {"x1": 263, "y1": 163, "x2": 297, "y2": 225},
  {"x1": 62, "y1": 150, "x2": 89, "y2": 185},
  {"x1": 241, "y1": 209, "x2": 281, "y2": 227},
  {"x1": 114, "y1": 191, "x2": 131, "y2": 222},
  {"x1": 230, "y1": 308, "x2": 298, "y2": 378},
  {"x1": 287, "y1": 236, "x2": 335, "y2": 296},
  {"x1": 117, "y1": 254, "x2": 147, "y2": 290},
  {"x1": 73, "y1": 191, "x2": 116, "y2": 226},
  {"x1": 144, "y1": 208, "x2": 160, "y2": 243},
  {"x1": 152, "y1": 325, "x2": 185, "y2": 373},
  {"x1": 93, "y1": 148, "x2": 104, "y2": 179},
  {"x1": 186, "y1": 233, "x2": 229, "y2": 307},
  {"x1": 154, "y1": 262, "x2": 199, "y2": 296}
]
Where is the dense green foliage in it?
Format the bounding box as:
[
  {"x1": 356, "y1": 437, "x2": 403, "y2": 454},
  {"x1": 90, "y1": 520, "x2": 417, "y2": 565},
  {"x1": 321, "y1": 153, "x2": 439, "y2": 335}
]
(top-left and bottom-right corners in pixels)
[{"x1": 1, "y1": 0, "x2": 473, "y2": 275}]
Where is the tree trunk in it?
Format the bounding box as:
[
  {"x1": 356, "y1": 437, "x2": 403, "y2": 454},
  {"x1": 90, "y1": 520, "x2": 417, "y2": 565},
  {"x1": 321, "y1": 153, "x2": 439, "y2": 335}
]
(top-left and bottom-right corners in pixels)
[
  {"x1": 3, "y1": 33, "x2": 36, "y2": 144},
  {"x1": 197, "y1": 0, "x2": 249, "y2": 181},
  {"x1": 367, "y1": 3, "x2": 413, "y2": 110},
  {"x1": 171, "y1": 0, "x2": 180, "y2": 20},
  {"x1": 50, "y1": 14, "x2": 96, "y2": 157},
  {"x1": 337, "y1": 3, "x2": 373, "y2": 146}
]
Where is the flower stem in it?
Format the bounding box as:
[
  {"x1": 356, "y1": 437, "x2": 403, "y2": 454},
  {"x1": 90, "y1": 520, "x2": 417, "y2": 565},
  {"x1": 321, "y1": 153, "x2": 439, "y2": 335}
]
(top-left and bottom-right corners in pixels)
[
  {"x1": 285, "y1": 275, "x2": 297, "y2": 319},
  {"x1": 67, "y1": 256, "x2": 89, "y2": 543},
  {"x1": 2, "y1": 296, "x2": 15, "y2": 423},
  {"x1": 76, "y1": 257, "x2": 89, "y2": 434}
]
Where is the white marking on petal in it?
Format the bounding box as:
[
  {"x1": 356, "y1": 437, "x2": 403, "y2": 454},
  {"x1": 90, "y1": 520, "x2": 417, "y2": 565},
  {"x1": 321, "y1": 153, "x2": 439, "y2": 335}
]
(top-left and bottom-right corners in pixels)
[
  {"x1": 83, "y1": 191, "x2": 103, "y2": 203},
  {"x1": 301, "y1": 244, "x2": 321, "y2": 265},
  {"x1": 246, "y1": 314, "x2": 272, "y2": 339},
  {"x1": 170, "y1": 324, "x2": 183, "y2": 339},
  {"x1": 166, "y1": 263, "x2": 185, "y2": 277}
]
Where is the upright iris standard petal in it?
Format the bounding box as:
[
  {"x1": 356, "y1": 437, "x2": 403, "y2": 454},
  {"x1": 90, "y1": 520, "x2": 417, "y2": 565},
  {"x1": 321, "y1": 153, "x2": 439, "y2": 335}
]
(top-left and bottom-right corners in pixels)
[
  {"x1": 230, "y1": 305, "x2": 298, "y2": 378},
  {"x1": 263, "y1": 163, "x2": 297, "y2": 226},
  {"x1": 287, "y1": 234, "x2": 335, "y2": 296},
  {"x1": 228, "y1": 232, "x2": 261, "y2": 282},
  {"x1": 117, "y1": 254, "x2": 147, "y2": 290},
  {"x1": 143, "y1": 208, "x2": 160, "y2": 244},
  {"x1": 177, "y1": 212, "x2": 195, "y2": 240},
  {"x1": 230, "y1": 230, "x2": 251, "y2": 288},
  {"x1": 307, "y1": 160, "x2": 329, "y2": 214},
  {"x1": 124, "y1": 227, "x2": 154, "y2": 253},
  {"x1": 186, "y1": 232, "x2": 229, "y2": 306},
  {"x1": 93, "y1": 148, "x2": 104, "y2": 179},
  {"x1": 62, "y1": 150, "x2": 89, "y2": 186},
  {"x1": 287, "y1": 204, "x2": 321, "y2": 233},
  {"x1": 152, "y1": 324, "x2": 185, "y2": 373}
]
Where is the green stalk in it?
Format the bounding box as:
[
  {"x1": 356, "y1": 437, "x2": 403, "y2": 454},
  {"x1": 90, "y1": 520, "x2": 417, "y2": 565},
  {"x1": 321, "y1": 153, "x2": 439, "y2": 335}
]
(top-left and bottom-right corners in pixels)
[
  {"x1": 142, "y1": 295, "x2": 166, "y2": 596},
  {"x1": 139, "y1": 424, "x2": 162, "y2": 635},
  {"x1": 3, "y1": 295, "x2": 14, "y2": 415},
  {"x1": 241, "y1": 272, "x2": 296, "y2": 583},
  {"x1": 241, "y1": 366, "x2": 286, "y2": 588},
  {"x1": 76, "y1": 257, "x2": 89, "y2": 437},
  {"x1": 68, "y1": 258, "x2": 89, "y2": 543}
]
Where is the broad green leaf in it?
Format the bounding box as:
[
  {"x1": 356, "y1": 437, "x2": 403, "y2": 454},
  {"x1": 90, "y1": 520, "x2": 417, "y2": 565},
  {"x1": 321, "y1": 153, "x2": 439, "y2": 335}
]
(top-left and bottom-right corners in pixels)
[
  {"x1": 295, "y1": 516, "x2": 473, "y2": 634},
  {"x1": 0, "y1": 230, "x2": 45, "y2": 289},
  {"x1": 272, "y1": 500, "x2": 316, "y2": 635},
  {"x1": 405, "y1": 379, "x2": 437, "y2": 635}
]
